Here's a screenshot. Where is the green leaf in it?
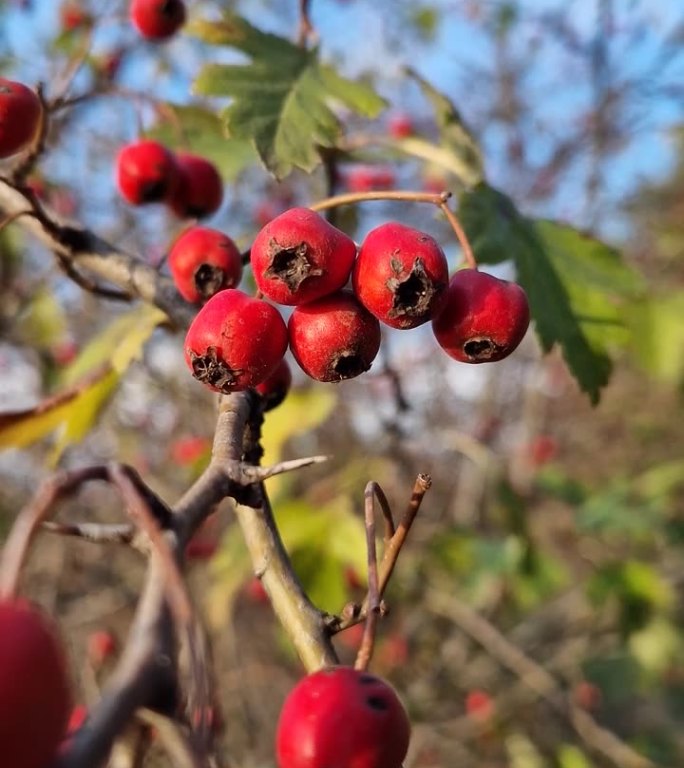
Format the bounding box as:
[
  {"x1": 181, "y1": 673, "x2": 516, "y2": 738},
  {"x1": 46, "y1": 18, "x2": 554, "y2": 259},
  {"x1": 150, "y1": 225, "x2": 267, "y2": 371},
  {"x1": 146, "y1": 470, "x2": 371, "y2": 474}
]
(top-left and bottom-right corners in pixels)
[
  {"x1": 146, "y1": 104, "x2": 257, "y2": 181},
  {"x1": 16, "y1": 288, "x2": 68, "y2": 350},
  {"x1": 628, "y1": 291, "x2": 684, "y2": 382},
  {"x1": 558, "y1": 744, "x2": 594, "y2": 768},
  {"x1": 459, "y1": 183, "x2": 629, "y2": 403},
  {"x1": 404, "y1": 68, "x2": 484, "y2": 187},
  {"x1": 191, "y1": 14, "x2": 386, "y2": 179}
]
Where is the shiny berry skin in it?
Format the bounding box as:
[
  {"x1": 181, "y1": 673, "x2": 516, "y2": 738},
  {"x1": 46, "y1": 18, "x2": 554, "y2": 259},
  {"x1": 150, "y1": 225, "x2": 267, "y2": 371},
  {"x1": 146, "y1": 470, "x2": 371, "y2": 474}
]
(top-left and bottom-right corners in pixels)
[
  {"x1": 276, "y1": 666, "x2": 410, "y2": 768},
  {"x1": 116, "y1": 140, "x2": 179, "y2": 205},
  {"x1": 254, "y1": 358, "x2": 292, "y2": 411},
  {"x1": 432, "y1": 269, "x2": 530, "y2": 363},
  {"x1": 169, "y1": 152, "x2": 223, "y2": 219},
  {"x1": 168, "y1": 226, "x2": 242, "y2": 304},
  {"x1": 250, "y1": 207, "x2": 357, "y2": 306},
  {"x1": 0, "y1": 79, "x2": 41, "y2": 158},
  {"x1": 0, "y1": 600, "x2": 72, "y2": 768},
  {"x1": 185, "y1": 289, "x2": 288, "y2": 393},
  {"x1": 353, "y1": 222, "x2": 448, "y2": 329},
  {"x1": 130, "y1": 0, "x2": 186, "y2": 40},
  {"x1": 288, "y1": 290, "x2": 381, "y2": 382}
]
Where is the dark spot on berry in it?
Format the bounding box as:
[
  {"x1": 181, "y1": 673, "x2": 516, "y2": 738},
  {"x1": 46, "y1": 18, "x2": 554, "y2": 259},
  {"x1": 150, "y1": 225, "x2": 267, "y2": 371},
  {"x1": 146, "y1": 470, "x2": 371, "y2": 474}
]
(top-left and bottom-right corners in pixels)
[
  {"x1": 387, "y1": 258, "x2": 443, "y2": 324},
  {"x1": 365, "y1": 695, "x2": 389, "y2": 711},
  {"x1": 265, "y1": 239, "x2": 323, "y2": 292},
  {"x1": 194, "y1": 263, "x2": 226, "y2": 301},
  {"x1": 140, "y1": 178, "x2": 169, "y2": 203},
  {"x1": 463, "y1": 337, "x2": 500, "y2": 361},
  {"x1": 330, "y1": 352, "x2": 369, "y2": 381},
  {"x1": 188, "y1": 346, "x2": 241, "y2": 392}
]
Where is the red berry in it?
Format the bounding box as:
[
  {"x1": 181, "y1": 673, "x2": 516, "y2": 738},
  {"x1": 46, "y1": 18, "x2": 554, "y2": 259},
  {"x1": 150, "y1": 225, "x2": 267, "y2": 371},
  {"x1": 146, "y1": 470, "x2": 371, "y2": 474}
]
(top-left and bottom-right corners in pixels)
[
  {"x1": 170, "y1": 435, "x2": 211, "y2": 466},
  {"x1": 388, "y1": 113, "x2": 414, "y2": 139},
  {"x1": 0, "y1": 600, "x2": 72, "y2": 768},
  {"x1": 0, "y1": 79, "x2": 41, "y2": 158},
  {"x1": 250, "y1": 207, "x2": 357, "y2": 306},
  {"x1": 432, "y1": 269, "x2": 530, "y2": 363},
  {"x1": 169, "y1": 152, "x2": 223, "y2": 219},
  {"x1": 168, "y1": 226, "x2": 243, "y2": 303},
  {"x1": 288, "y1": 290, "x2": 381, "y2": 382},
  {"x1": 465, "y1": 689, "x2": 494, "y2": 723},
  {"x1": 276, "y1": 666, "x2": 410, "y2": 768},
  {"x1": 116, "y1": 140, "x2": 179, "y2": 205},
  {"x1": 65, "y1": 705, "x2": 88, "y2": 736},
  {"x1": 353, "y1": 222, "x2": 448, "y2": 329},
  {"x1": 130, "y1": 0, "x2": 186, "y2": 40},
  {"x1": 343, "y1": 165, "x2": 396, "y2": 193},
  {"x1": 87, "y1": 629, "x2": 117, "y2": 668},
  {"x1": 244, "y1": 577, "x2": 269, "y2": 605},
  {"x1": 254, "y1": 358, "x2": 292, "y2": 411},
  {"x1": 60, "y1": 2, "x2": 89, "y2": 31},
  {"x1": 184, "y1": 289, "x2": 288, "y2": 393}
]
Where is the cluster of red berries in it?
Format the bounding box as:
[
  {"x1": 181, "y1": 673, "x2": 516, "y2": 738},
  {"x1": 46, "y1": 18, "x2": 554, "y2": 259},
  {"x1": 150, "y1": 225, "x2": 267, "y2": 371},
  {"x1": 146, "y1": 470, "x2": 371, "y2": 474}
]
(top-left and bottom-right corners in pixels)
[
  {"x1": 116, "y1": 139, "x2": 223, "y2": 219},
  {"x1": 130, "y1": 0, "x2": 186, "y2": 41},
  {"x1": 179, "y1": 206, "x2": 530, "y2": 400}
]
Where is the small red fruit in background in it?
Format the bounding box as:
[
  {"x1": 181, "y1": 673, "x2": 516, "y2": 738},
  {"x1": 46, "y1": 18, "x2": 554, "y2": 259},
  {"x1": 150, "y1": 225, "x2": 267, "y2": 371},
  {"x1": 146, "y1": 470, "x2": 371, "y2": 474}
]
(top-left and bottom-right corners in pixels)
[
  {"x1": 244, "y1": 577, "x2": 269, "y2": 605},
  {"x1": 130, "y1": 0, "x2": 186, "y2": 40},
  {"x1": 185, "y1": 289, "x2": 288, "y2": 393},
  {"x1": 573, "y1": 680, "x2": 602, "y2": 711},
  {"x1": 288, "y1": 290, "x2": 381, "y2": 383},
  {"x1": 60, "y1": 2, "x2": 90, "y2": 31},
  {"x1": 170, "y1": 435, "x2": 211, "y2": 466},
  {"x1": 250, "y1": 207, "x2": 357, "y2": 306},
  {"x1": 343, "y1": 165, "x2": 396, "y2": 193},
  {"x1": 0, "y1": 599, "x2": 72, "y2": 768},
  {"x1": 116, "y1": 140, "x2": 179, "y2": 205},
  {"x1": 465, "y1": 689, "x2": 494, "y2": 723},
  {"x1": 254, "y1": 358, "x2": 292, "y2": 411},
  {"x1": 65, "y1": 704, "x2": 88, "y2": 736},
  {"x1": 87, "y1": 629, "x2": 117, "y2": 668},
  {"x1": 168, "y1": 226, "x2": 243, "y2": 304},
  {"x1": 388, "y1": 113, "x2": 414, "y2": 139},
  {"x1": 276, "y1": 666, "x2": 410, "y2": 768},
  {"x1": 432, "y1": 269, "x2": 530, "y2": 363},
  {"x1": 529, "y1": 434, "x2": 558, "y2": 466},
  {"x1": 353, "y1": 221, "x2": 448, "y2": 329},
  {"x1": 169, "y1": 152, "x2": 223, "y2": 219},
  {"x1": 0, "y1": 78, "x2": 41, "y2": 158}
]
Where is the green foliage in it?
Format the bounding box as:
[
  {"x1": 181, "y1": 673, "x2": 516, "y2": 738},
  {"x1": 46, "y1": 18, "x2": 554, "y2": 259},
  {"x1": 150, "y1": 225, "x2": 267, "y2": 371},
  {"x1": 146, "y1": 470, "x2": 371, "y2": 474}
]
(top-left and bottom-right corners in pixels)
[
  {"x1": 146, "y1": 104, "x2": 257, "y2": 181},
  {"x1": 191, "y1": 13, "x2": 386, "y2": 179},
  {"x1": 460, "y1": 183, "x2": 643, "y2": 403},
  {"x1": 629, "y1": 291, "x2": 684, "y2": 383}
]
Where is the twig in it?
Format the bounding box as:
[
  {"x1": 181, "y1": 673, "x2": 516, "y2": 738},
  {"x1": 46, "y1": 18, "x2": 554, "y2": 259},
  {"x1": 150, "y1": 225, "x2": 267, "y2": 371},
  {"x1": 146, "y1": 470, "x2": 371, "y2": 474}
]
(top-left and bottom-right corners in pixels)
[
  {"x1": 354, "y1": 483, "x2": 382, "y2": 671},
  {"x1": 43, "y1": 521, "x2": 135, "y2": 545}
]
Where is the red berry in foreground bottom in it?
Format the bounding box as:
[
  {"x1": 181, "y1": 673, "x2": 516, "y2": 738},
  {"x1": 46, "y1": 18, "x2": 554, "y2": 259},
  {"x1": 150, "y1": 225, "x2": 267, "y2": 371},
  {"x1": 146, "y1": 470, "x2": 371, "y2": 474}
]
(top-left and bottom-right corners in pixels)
[
  {"x1": 276, "y1": 666, "x2": 410, "y2": 768},
  {"x1": 0, "y1": 600, "x2": 72, "y2": 768},
  {"x1": 116, "y1": 140, "x2": 179, "y2": 205},
  {"x1": 168, "y1": 226, "x2": 243, "y2": 303},
  {"x1": 185, "y1": 289, "x2": 287, "y2": 393},
  {"x1": 255, "y1": 358, "x2": 292, "y2": 411},
  {"x1": 169, "y1": 152, "x2": 223, "y2": 219},
  {"x1": 288, "y1": 290, "x2": 381, "y2": 382},
  {"x1": 250, "y1": 207, "x2": 357, "y2": 306},
  {"x1": 353, "y1": 221, "x2": 448, "y2": 329},
  {"x1": 0, "y1": 78, "x2": 41, "y2": 158},
  {"x1": 432, "y1": 269, "x2": 530, "y2": 363},
  {"x1": 130, "y1": 0, "x2": 186, "y2": 41}
]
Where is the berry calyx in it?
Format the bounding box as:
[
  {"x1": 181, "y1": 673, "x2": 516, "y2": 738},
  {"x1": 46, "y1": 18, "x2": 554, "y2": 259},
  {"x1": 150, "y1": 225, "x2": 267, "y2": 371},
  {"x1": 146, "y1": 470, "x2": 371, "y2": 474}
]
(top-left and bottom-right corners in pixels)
[
  {"x1": 250, "y1": 207, "x2": 357, "y2": 306},
  {"x1": 115, "y1": 140, "x2": 179, "y2": 205},
  {"x1": 0, "y1": 79, "x2": 41, "y2": 159},
  {"x1": 288, "y1": 290, "x2": 381, "y2": 382},
  {"x1": 276, "y1": 666, "x2": 410, "y2": 768},
  {"x1": 169, "y1": 152, "x2": 223, "y2": 219},
  {"x1": 353, "y1": 221, "x2": 448, "y2": 329},
  {"x1": 254, "y1": 358, "x2": 292, "y2": 411},
  {"x1": 184, "y1": 289, "x2": 288, "y2": 393},
  {"x1": 0, "y1": 599, "x2": 72, "y2": 768},
  {"x1": 432, "y1": 269, "x2": 530, "y2": 363},
  {"x1": 168, "y1": 226, "x2": 243, "y2": 303},
  {"x1": 130, "y1": 0, "x2": 186, "y2": 41}
]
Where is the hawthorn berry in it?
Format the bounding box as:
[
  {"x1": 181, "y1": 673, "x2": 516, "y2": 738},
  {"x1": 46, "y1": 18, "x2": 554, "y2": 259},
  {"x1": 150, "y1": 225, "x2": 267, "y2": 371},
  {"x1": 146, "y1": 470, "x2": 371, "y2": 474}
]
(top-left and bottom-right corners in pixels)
[
  {"x1": 432, "y1": 269, "x2": 530, "y2": 363},
  {"x1": 276, "y1": 666, "x2": 410, "y2": 768},
  {"x1": 115, "y1": 140, "x2": 179, "y2": 205},
  {"x1": 388, "y1": 113, "x2": 414, "y2": 139},
  {"x1": 342, "y1": 165, "x2": 396, "y2": 193},
  {"x1": 87, "y1": 629, "x2": 117, "y2": 668},
  {"x1": 169, "y1": 152, "x2": 223, "y2": 219},
  {"x1": 60, "y1": 2, "x2": 90, "y2": 31},
  {"x1": 289, "y1": 290, "x2": 381, "y2": 382},
  {"x1": 0, "y1": 599, "x2": 72, "y2": 768},
  {"x1": 353, "y1": 221, "x2": 448, "y2": 329},
  {"x1": 254, "y1": 358, "x2": 292, "y2": 411},
  {"x1": 168, "y1": 226, "x2": 243, "y2": 304},
  {"x1": 184, "y1": 289, "x2": 288, "y2": 393},
  {"x1": 250, "y1": 207, "x2": 357, "y2": 306},
  {"x1": 130, "y1": 0, "x2": 186, "y2": 41},
  {"x1": 0, "y1": 78, "x2": 41, "y2": 158}
]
